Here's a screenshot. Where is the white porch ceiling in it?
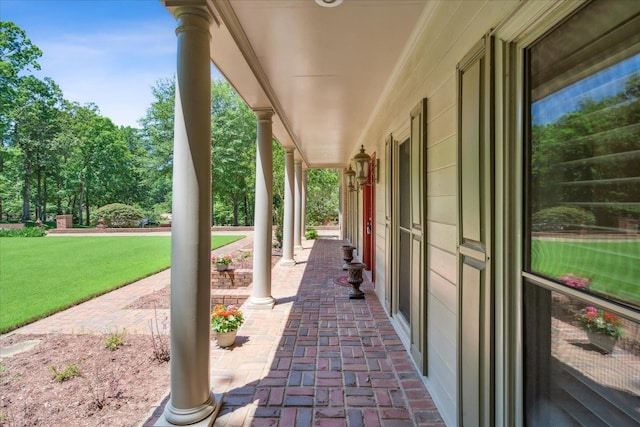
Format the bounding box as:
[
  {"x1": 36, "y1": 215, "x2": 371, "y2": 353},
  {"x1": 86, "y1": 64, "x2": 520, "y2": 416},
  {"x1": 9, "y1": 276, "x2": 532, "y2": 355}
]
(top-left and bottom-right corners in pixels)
[{"x1": 166, "y1": 0, "x2": 430, "y2": 168}]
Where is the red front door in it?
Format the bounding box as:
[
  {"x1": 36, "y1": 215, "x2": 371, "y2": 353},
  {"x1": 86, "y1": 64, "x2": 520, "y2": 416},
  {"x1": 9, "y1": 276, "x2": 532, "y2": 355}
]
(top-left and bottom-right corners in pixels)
[{"x1": 362, "y1": 153, "x2": 375, "y2": 282}]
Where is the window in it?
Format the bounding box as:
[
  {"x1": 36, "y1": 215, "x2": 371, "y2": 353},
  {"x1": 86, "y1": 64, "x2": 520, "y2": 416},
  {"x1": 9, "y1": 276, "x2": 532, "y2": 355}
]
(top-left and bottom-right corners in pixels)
[
  {"x1": 524, "y1": 1, "x2": 640, "y2": 424},
  {"x1": 526, "y1": 0, "x2": 640, "y2": 309}
]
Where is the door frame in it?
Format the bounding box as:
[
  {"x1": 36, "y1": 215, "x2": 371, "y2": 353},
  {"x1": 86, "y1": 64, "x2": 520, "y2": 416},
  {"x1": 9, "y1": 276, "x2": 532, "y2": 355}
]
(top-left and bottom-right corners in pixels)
[
  {"x1": 362, "y1": 152, "x2": 376, "y2": 281},
  {"x1": 388, "y1": 99, "x2": 428, "y2": 374}
]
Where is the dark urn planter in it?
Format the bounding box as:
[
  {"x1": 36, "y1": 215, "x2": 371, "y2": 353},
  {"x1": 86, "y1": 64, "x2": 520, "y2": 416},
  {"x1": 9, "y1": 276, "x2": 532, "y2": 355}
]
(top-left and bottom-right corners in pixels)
[
  {"x1": 347, "y1": 262, "x2": 366, "y2": 299},
  {"x1": 341, "y1": 244, "x2": 356, "y2": 270}
]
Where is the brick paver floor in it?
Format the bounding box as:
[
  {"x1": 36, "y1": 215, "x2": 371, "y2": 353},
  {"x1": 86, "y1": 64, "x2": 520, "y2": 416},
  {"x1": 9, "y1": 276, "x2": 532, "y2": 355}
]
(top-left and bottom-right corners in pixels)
[{"x1": 193, "y1": 238, "x2": 445, "y2": 427}]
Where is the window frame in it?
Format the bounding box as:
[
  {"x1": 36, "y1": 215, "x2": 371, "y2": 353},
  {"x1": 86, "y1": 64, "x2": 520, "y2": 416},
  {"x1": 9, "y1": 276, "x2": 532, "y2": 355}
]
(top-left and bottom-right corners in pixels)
[
  {"x1": 492, "y1": 1, "x2": 640, "y2": 425},
  {"x1": 517, "y1": 1, "x2": 640, "y2": 425},
  {"x1": 521, "y1": 1, "x2": 640, "y2": 322}
]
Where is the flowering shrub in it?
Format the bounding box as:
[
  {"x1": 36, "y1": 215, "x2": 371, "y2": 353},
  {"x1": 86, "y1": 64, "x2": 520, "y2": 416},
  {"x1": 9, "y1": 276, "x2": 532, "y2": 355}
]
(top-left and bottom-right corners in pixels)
[
  {"x1": 211, "y1": 254, "x2": 232, "y2": 265},
  {"x1": 211, "y1": 304, "x2": 244, "y2": 333},
  {"x1": 558, "y1": 273, "x2": 590, "y2": 290},
  {"x1": 576, "y1": 306, "x2": 624, "y2": 338}
]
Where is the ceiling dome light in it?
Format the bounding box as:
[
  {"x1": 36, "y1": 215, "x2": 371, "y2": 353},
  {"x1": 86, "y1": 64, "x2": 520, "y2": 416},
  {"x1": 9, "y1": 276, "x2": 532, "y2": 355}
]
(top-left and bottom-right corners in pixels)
[{"x1": 315, "y1": 0, "x2": 344, "y2": 8}]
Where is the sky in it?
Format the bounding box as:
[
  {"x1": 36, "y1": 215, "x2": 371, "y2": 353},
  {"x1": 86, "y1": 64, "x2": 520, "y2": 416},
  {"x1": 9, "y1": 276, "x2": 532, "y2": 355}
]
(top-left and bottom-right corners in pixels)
[
  {"x1": 2, "y1": 0, "x2": 221, "y2": 128},
  {"x1": 532, "y1": 53, "x2": 639, "y2": 126}
]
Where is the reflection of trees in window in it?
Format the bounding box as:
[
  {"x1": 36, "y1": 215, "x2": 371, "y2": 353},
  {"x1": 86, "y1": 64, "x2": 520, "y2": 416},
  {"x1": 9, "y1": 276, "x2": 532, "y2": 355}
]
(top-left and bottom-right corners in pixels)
[{"x1": 531, "y1": 69, "x2": 640, "y2": 230}]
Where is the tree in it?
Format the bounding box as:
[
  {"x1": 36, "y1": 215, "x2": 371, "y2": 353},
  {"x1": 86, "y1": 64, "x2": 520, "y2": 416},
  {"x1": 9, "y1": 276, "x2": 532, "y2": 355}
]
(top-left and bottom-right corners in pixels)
[
  {"x1": 306, "y1": 169, "x2": 340, "y2": 225},
  {"x1": 10, "y1": 76, "x2": 64, "y2": 221},
  {"x1": 272, "y1": 142, "x2": 285, "y2": 231},
  {"x1": 59, "y1": 103, "x2": 134, "y2": 225},
  {"x1": 1, "y1": 21, "x2": 48, "y2": 221},
  {"x1": 0, "y1": 21, "x2": 42, "y2": 141},
  {"x1": 531, "y1": 70, "x2": 640, "y2": 226},
  {"x1": 210, "y1": 80, "x2": 257, "y2": 226},
  {"x1": 138, "y1": 78, "x2": 175, "y2": 211},
  {"x1": 0, "y1": 145, "x2": 22, "y2": 219}
]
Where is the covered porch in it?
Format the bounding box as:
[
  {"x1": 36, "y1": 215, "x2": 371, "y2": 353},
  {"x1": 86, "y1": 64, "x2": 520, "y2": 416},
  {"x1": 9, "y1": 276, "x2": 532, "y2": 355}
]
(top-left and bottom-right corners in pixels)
[
  {"x1": 158, "y1": 1, "x2": 640, "y2": 426},
  {"x1": 148, "y1": 237, "x2": 444, "y2": 426}
]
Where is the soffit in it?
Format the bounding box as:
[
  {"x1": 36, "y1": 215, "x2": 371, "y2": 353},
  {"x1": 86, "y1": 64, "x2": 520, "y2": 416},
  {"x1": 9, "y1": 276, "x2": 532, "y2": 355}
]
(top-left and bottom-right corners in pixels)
[{"x1": 169, "y1": 0, "x2": 430, "y2": 168}]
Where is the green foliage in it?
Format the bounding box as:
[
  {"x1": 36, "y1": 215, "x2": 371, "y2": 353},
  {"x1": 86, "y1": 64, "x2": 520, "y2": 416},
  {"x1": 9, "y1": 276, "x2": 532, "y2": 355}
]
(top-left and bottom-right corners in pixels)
[
  {"x1": 575, "y1": 306, "x2": 624, "y2": 338},
  {"x1": 0, "y1": 235, "x2": 244, "y2": 332},
  {"x1": 138, "y1": 78, "x2": 175, "y2": 211},
  {"x1": 531, "y1": 69, "x2": 640, "y2": 227},
  {"x1": 0, "y1": 23, "x2": 343, "y2": 228},
  {"x1": 92, "y1": 203, "x2": 144, "y2": 228},
  {"x1": 306, "y1": 169, "x2": 339, "y2": 225},
  {"x1": 49, "y1": 363, "x2": 81, "y2": 382},
  {"x1": 272, "y1": 143, "x2": 285, "y2": 231},
  {"x1": 0, "y1": 21, "x2": 43, "y2": 140},
  {"x1": 57, "y1": 104, "x2": 139, "y2": 225},
  {"x1": 0, "y1": 21, "x2": 42, "y2": 77},
  {"x1": 531, "y1": 206, "x2": 595, "y2": 231},
  {"x1": 305, "y1": 228, "x2": 319, "y2": 240},
  {"x1": 210, "y1": 304, "x2": 244, "y2": 333},
  {"x1": 104, "y1": 329, "x2": 127, "y2": 351},
  {"x1": 211, "y1": 254, "x2": 232, "y2": 265},
  {"x1": 274, "y1": 224, "x2": 283, "y2": 248},
  {"x1": 211, "y1": 80, "x2": 257, "y2": 226},
  {"x1": 0, "y1": 226, "x2": 46, "y2": 237},
  {"x1": 10, "y1": 75, "x2": 65, "y2": 222}
]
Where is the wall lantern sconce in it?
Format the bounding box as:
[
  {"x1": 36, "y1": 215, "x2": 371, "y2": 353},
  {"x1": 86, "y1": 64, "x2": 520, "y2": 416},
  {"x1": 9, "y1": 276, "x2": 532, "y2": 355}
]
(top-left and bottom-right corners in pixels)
[
  {"x1": 353, "y1": 145, "x2": 370, "y2": 187},
  {"x1": 345, "y1": 164, "x2": 356, "y2": 192},
  {"x1": 353, "y1": 145, "x2": 378, "y2": 187}
]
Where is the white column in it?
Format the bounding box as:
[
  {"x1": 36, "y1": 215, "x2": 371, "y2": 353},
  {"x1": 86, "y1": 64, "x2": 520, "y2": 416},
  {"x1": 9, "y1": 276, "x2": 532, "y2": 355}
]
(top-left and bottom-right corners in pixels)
[
  {"x1": 162, "y1": 6, "x2": 219, "y2": 426},
  {"x1": 301, "y1": 169, "x2": 307, "y2": 239},
  {"x1": 293, "y1": 160, "x2": 303, "y2": 249},
  {"x1": 250, "y1": 109, "x2": 275, "y2": 309},
  {"x1": 281, "y1": 149, "x2": 295, "y2": 264},
  {"x1": 340, "y1": 170, "x2": 346, "y2": 240}
]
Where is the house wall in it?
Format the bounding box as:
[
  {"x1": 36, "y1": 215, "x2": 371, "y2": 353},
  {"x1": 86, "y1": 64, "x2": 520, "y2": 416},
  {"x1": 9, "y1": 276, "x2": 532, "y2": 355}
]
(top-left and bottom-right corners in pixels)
[{"x1": 358, "y1": 1, "x2": 521, "y2": 424}]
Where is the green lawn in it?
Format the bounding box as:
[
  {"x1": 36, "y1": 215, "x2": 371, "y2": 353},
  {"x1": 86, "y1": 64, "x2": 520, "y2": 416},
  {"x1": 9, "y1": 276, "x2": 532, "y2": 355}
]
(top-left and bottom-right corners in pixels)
[
  {"x1": 0, "y1": 235, "x2": 243, "y2": 333},
  {"x1": 531, "y1": 239, "x2": 640, "y2": 306}
]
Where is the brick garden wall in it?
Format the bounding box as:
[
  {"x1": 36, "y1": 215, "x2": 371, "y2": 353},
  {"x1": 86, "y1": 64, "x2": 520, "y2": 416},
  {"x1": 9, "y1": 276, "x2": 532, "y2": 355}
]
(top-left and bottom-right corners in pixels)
[
  {"x1": 210, "y1": 268, "x2": 252, "y2": 307},
  {"x1": 211, "y1": 268, "x2": 252, "y2": 289}
]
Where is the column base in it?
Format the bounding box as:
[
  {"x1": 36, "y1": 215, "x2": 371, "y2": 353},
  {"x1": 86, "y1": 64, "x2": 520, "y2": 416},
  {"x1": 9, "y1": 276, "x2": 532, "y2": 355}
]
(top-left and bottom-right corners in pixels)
[
  {"x1": 279, "y1": 258, "x2": 296, "y2": 267},
  {"x1": 156, "y1": 392, "x2": 223, "y2": 426},
  {"x1": 248, "y1": 295, "x2": 276, "y2": 309}
]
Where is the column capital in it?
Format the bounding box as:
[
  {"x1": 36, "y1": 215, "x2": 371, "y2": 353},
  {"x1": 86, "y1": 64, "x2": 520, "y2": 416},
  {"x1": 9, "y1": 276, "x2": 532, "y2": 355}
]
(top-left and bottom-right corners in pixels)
[
  {"x1": 170, "y1": 4, "x2": 214, "y2": 35},
  {"x1": 253, "y1": 108, "x2": 274, "y2": 122}
]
